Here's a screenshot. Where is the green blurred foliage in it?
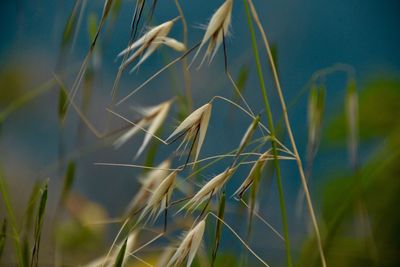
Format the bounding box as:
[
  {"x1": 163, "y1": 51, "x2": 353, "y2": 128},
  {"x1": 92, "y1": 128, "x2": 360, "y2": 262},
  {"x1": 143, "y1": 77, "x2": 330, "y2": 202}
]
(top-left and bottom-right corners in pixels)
[
  {"x1": 326, "y1": 78, "x2": 400, "y2": 143},
  {"x1": 299, "y1": 77, "x2": 400, "y2": 267},
  {"x1": 0, "y1": 68, "x2": 27, "y2": 107}
]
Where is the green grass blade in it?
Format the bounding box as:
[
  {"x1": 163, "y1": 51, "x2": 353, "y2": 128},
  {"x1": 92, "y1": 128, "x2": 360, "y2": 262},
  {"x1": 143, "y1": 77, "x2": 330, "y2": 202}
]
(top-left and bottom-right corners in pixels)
[
  {"x1": 24, "y1": 182, "x2": 41, "y2": 232},
  {"x1": 236, "y1": 65, "x2": 250, "y2": 93},
  {"x1": 60, "y1": 161, "x2": 76, "y2": 204},
  {"x1": 30, "y1": 179, "x2": 48, "y2": 267},
  {"x1": 22, "y1": 236, "x2": 30, "y2": 267},
  {"x1": 58, "y1": 84, "x2": 69, "y2": 123},
  {"x1": 21, "y1": 181, "x2": 41, "y2": 267},
  {"x1": 243, "y1": 1, "x2": 293, "y2": 266},
  {"x1": 0, "y1": 173, "x2": 24, "y2": 266},
  {"x1": 114, "y1": 238, "x2": 128, "y2": 267},
  {"x1": 87, "y1": 13, "x2": 99, "y2": 44},
  {"x1": 211, "y1": 192, "x2": 226, "y2": 267},
  {"x1": 61, "y1": 0, "x2": 81, "y2": 47},
  {"x1": 0, "y1": 218, "x2": 7, "y2": 263}
]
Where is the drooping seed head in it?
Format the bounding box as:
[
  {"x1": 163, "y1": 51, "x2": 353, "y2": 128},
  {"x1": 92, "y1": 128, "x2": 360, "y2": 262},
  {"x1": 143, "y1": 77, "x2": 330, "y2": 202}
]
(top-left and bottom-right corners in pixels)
[
  {"x1": 124, "y1": 160, "x2": 171, "y2": 216},
  {"x1": 191, "y1": 0, "x2": 233, "y2": 67},
  {"x1": 138, "y1": 170, "x2": 177, "y2": 222},
  {"x1": 167, "y1": 103, "x2": 212, "y2": 164},
  {"x1": 118, "y1": 17, "x2": 182, "y2": 72},
  {"x1": 166, "y1": 219, "x2": 206, "y2": 267},
  {"x1": 179, "y1": 168, "x2": 234, "y2": 213},
  {"x1": 113, "y1": 99, "x2": 172, "y2": 159},
  {"x1": 135, "y1": 99, "x2": 173, "y2": 158},
  {"x1": 158, "y1": 37, "x2": 186, "y2": 52},
  {"x1": 234, "y1": 150, "x2": 270, "y2": 197}
]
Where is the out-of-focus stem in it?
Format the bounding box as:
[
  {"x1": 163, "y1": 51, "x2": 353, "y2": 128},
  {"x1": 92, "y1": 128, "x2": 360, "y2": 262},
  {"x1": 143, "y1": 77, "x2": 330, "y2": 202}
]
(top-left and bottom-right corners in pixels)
[
  {"x1": 246, "y1": 0, "x2": 327, "y2": 266},
  {"x1": 174, "y1": 0, "x2": 192, "y2": 111}
]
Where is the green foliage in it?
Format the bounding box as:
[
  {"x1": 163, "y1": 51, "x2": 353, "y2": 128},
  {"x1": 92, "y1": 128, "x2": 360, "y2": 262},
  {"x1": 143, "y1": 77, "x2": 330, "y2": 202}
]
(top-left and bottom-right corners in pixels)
[
  {"x1": 235, "y1": 65, "x2": 250, "y2": 94},
  {"x1": 326, "y1": 78, "x2": 400, "y2": 143},
  {"x1": 211, "y1": 192, "x2": 226, "y2": 267},
  {"x1": 299, "y1": 77, "x2": 400, "y2": 267},
  {"x1": 87, "y1": 13, "x2": 99, "y2": 44},
  {"x1": 0, "y1": 218, "x2": 7, "y2": 263},
  {"x1": 30, "y1": 179, "x2": 48, "y2": 267},
  {"x1": 61, "y1": 0, "x2": 81, "y2": 47},
  {"x1": 61, "y1": 161, "x2": 76, "y2": 203},
  {"x1": 58, "y1": 84, "x2": 69, "y2": 122},
  {"x1": 0, "y1": 172, "x2": 24, "y2": 266},
  {"x1": 56, "y1": 220, "x2": 103, "y2": 253},
  {"x1": 114, "y1": 237, "x2": 127, "y2": 267}
]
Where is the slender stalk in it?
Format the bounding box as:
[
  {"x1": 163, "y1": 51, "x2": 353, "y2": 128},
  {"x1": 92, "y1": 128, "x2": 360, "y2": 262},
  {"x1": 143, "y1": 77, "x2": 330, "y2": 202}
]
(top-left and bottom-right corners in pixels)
[
  {"x1": 174, "y1": 0, "x2": 192, "y2": 111},
  {"x1": 0, "y1": 173, "x2": 24, "y2": 266},
  {"x1": 243, "y1": 1, "x2": 293, "y2": 266},
  {"x1": 246, "y1": 0, "x2": 327, "y2": 266}
]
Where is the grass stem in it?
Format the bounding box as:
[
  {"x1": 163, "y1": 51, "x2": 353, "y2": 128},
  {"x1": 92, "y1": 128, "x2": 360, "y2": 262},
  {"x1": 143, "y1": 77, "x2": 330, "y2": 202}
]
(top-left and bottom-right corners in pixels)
[
  {"x1": 246, "y1": 0, "x2": 327, "y2": 266},
  {"x1": 243, "y1": 1, "x2": 293, "y2": 266}
]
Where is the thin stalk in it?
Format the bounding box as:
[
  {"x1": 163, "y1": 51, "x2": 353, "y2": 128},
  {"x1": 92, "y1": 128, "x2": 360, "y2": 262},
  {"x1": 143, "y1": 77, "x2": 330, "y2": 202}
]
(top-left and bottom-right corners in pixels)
[
  {"x1": 0, "y1": 173, "x2": 24, "y2": 266},
  {"x1": 246, "y1": 0, "x2": 327, "y2": 266},
  {"x1": 243, "y1": 1, "x2": 293, "y2": 266},
  {"x1": 174, "y1": 0, "x2": 192, "y2": 111}
]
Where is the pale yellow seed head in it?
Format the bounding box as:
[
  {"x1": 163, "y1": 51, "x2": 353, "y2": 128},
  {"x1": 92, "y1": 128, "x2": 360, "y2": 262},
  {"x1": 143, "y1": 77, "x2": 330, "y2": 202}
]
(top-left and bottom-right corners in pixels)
[
  {"x1": 166, "y1": 219, "x2": 206, "y2": 267},
  {"x1": 179, "y1": 168, "x2": 234, "y2": 213}
]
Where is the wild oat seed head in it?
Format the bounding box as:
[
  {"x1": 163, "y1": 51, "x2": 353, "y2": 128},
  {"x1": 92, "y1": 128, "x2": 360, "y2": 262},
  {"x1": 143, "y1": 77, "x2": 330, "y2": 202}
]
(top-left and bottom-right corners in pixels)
[
  {"x1": 234, "y1": 150, "x2": 269, "y2": 197},
  {"x1": 167, "y1": 103, "x2": 212, "y2": 164},
  {"x1": 166, "y1": 219, "x2": 206, "y2": 267},
  {"x1": 124, "y1": 160, "x2": 171, "y2": 216},
  {"x1": 118, "y1": 17, "x2": 181, "y2": 72},
  {"x1": 179, "y1": 168, "x2": 234, "y2": 213},
  {"x1": 139, "y1": 170, "x2": 177, "y2": 222},
  {"x1": 191, "y1": 0, "x2": 233, "y2": 67},
  {"x1": 113, "y1": 100, "x2": 172, "y2": 159},
  {"x1": 135, "y1": 100, "x2": 173, "y2": 158}
]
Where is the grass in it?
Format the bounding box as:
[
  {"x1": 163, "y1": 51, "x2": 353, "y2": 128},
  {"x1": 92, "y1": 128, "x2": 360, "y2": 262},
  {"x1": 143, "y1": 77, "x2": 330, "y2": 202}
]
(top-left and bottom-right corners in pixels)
[{"x1": 2, "y1": 0, "x2": 389, "y2": 266}]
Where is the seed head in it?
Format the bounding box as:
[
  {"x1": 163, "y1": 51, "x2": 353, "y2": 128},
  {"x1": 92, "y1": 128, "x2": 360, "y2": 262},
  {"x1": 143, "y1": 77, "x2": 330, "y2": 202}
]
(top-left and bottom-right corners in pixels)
[
  {"x1": 179, "y1": 168, "x2": 234, "y2": 213},
  {"x1": 138, "y1": 170, "x2": 177, "y2": 223},
  {"x1": 166, "y1": 219, "x2": 206, "y2": 267},
  {"x1": 234, "y1": 151, "x2": 269, "y2": 197},
  {"x1": 167, "y1": 103, "x2": 212, "y2": 165},
  {"x1": 124, "y1": 160, "x2": 171, "y2": 216},
  {"x1": 118, "y1": 17, "x2": 183, "y2": 72},
  {"x1": 191, "y1": 0, "x2": 233, "y2": 68},
  {"x1": 114, "y1": 99, "x2": 172, "y2": 159}
]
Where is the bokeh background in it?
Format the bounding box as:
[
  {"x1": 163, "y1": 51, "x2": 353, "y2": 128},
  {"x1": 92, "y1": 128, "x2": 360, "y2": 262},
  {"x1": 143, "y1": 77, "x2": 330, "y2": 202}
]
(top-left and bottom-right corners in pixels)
[{"x1": 1, "y1": 0, "x2": 400, "y2": 266}]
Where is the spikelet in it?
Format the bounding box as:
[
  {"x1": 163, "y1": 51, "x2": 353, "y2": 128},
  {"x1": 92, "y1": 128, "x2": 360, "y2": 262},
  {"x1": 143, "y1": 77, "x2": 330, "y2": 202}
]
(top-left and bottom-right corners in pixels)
[
  {"x1": 124, "y1": 160, "x2": 171, "y2": 217},
  {"x1": 117, "y1": 17, "x2": 184, "y2": 72},
  {"x1": 178, "y1": 168, "x2": 234, "y2": 213},
  {"x1": 136, "y1": 100, "x2": 172, "y2": 158},
  {"x1": 234, "y1": 116, "x2": 260, "y2": 163},
  {"x1": 138, "y1": 170, "x2": 177, "y2": 223},
  {"x1": 191, "y1": 0, "x2": 233, "y2": 68},
  {"x1": 167, "y1": 103, "x2": 212, "y2": 165},
  {"x1": 233, "y1": 151, "x2": 269, "y2": 197},
  {"x1": 114, "y1": 99, "x2": 172, "y2": 159},
  {"x1": 166, "y1": 219, "x2": 206, "y2": 267}
]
